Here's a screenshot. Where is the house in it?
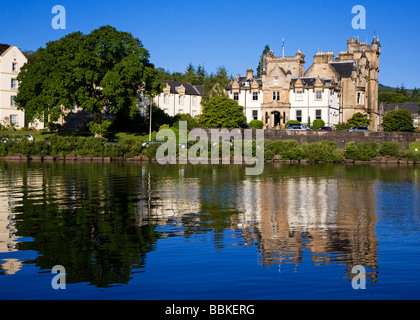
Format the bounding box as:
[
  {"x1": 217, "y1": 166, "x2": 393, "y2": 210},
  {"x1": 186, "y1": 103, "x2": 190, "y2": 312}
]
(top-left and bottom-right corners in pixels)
[
  {"x1": 150, "y1": 80, "x2": 203, "y2": 118},
  {"x1": 380, "y1": 102, "x2": 420, "y2": 128},
  {"x1": 289, "y1": 77, "x2": 340, "y2": 127},
  {"x1": 0, "y1": 44, "x2": 43, "y2": 129},
  {"x1": 226, "y1": 67, "x2": 264, "y2": 123}
]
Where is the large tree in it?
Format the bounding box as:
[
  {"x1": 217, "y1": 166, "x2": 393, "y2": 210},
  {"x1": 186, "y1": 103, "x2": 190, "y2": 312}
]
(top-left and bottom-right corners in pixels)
[
  {"x1": 15, "y1": 25, "x2": 162, "y2": 135},
  {"x1": 257, "y1": 45, "x2": 271, "y2": 78},
  {"x1": 200, "y1": 96, "x2": 246, "y2": 128}
]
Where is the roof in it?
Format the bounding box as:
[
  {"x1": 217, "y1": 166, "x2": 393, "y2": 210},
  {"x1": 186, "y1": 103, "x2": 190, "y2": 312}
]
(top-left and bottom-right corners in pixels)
[
  {"x1": 0, "y1": 44, "x2": 11, "y2": 55},
  {"x1": 291, "y1": 77, "x2": 335, "y2": 87},
  {"x1": 382, "y1": 102, "x2": 419, "y2": 115},
  {"x1": 161, "y1": 80, "x2": 203, "y2": 96},
  {"x1": 226, "y1": 77, "x2": 262, "y2": 90},
  {"x1": 330, "y1": 62, "x2": 356, "y2": 78}
]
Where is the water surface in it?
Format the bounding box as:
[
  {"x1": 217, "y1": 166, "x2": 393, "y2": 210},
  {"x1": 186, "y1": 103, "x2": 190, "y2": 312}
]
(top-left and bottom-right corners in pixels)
[{"x1": 0, "y1": 161, "x2": 419, "y2": 300}]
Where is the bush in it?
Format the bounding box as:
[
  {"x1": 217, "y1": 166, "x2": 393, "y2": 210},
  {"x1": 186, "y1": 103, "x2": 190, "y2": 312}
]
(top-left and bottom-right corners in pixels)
[
  {"x1": 249, "y1": 120, "x2": 264, "y2": 129},
  {"x1": 312, "y1": 119, "x2": 325, "y2": 131},
  {"x1": 381, "y1": 109, "x2": 415, "y2": 132},
  {"x1": 400, "y1": 150, "x2": 420, "y2": 162},
  {"x1": 141, "y1": 143, "x2": 162, "y2": 159},
  {"x1": 303, "y1": 141, "x2": 344, "y2": 163},
  {"x1": 379, "y1": 142, "x2": 401, "y2": 157},
  {"x1": 334, "y1": 123, "x2": 352, "y2": 131},
  {"x1": 344, "y1": 142, "x2": 379, "y2": 161},
  {"x1": 285, "y1": 120, "x2": 301, "y2": 127}
]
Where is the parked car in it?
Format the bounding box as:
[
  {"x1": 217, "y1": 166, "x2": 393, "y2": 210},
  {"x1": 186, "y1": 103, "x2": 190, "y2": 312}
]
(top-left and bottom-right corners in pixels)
[
  {"x1": 142, "y1": 138, "x2": 165, "y2": 148},
  {"x1": 0, "y1": 134, "x2": 35, "y2": 142},
  {"x1": 346, "y1": 126, "x2": 369, "y2": 132},
  {"x1": 286, "y1": 124, "x2": 312, "y2": 131},
  {"x1": 318, "y1": 127, "x2": 333, "y2": 132}
]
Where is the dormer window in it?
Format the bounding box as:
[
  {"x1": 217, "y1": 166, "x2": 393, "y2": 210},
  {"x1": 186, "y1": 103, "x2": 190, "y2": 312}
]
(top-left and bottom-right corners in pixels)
[
  {"x1": 233, "y1": 92, "x2": 239, "y2": 101},
  {"x1": 315, "y1": 90, "x2": 322, "y2": 100},
  {"x1": 296, "y1": 91, "x2": 303, "y2": 101}
]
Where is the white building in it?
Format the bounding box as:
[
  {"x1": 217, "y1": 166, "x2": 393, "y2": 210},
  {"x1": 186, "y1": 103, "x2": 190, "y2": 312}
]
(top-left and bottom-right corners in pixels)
[
  {"x1": 289, "y1": 77, "x2": 340, "y2": 127},
  {"x1": 0, "y1": 44, "x2": 43, "y2": 130},
  {"x1": 226, "y1": 68, "x2": 264, "y2": 123},
  {"x1": 153, "y1": 80, "x2": 203, "y2": 118}
]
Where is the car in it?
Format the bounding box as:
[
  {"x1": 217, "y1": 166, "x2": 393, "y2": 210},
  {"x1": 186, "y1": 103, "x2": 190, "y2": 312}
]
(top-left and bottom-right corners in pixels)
[
  {"x1": 142, "y1": 138, "x2": 165, "y2": 148},
  {"x1": 1, "y1": 134, "x2": 35, "y2": 142},
  {"x1": 346, "y1": 126, "x2": 369, "y2": 132},
  {"x1": 318, "y1": 127, "x2": 333, "y2": 132},
  {"x1": 286, "y1": 124, "x2": 312, "y2": 131}
]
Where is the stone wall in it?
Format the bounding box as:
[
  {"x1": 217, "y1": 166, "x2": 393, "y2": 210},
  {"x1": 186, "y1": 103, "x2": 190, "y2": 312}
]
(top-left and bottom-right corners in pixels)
[{"x1": 202, "y1": 128, "x2": 420, "y2": 149}]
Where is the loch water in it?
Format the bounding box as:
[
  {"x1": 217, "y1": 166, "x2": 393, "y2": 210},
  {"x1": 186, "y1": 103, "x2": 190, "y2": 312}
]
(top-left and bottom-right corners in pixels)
[{"x1": 0, "y1": 161, "x2": 419, "y2": 300}]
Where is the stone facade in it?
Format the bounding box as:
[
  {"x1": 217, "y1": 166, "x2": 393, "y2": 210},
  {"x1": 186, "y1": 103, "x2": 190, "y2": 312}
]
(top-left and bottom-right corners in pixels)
[{"x1": 229, "y1": 37, "x2": 381, "y2": 130}]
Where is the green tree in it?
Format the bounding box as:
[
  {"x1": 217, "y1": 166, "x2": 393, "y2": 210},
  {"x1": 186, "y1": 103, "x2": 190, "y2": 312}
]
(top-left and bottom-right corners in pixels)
[
  {"x1": 381, "y1": 108, "x2": 415, "y2": 132},
  {"x1": 312, "y1": 119, "x2": 325, "y2": 131},
  {"x1": 201, "y1": 67, "x2": 231, "y2": 105},
  {"x1": 257, "y1": 45, "x2": 271, "y2": 78},
  {"x1": 379, "y1": 92, "x2": 409, "y2": 104},
  {"x1": 200, "y1": 96, "x2": 246, "y2": 128},
  {"x1": 15, "y1": 25, "x2": 162, "y2": 136},
  {"x1": 347, "y1": 112, "x2": 371, "y2": 127}
]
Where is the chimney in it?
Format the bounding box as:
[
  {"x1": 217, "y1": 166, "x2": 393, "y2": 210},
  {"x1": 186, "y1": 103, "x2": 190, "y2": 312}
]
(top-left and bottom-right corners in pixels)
[{"x1": 246, "y1": 67, "x2": 254, "y2": 79}]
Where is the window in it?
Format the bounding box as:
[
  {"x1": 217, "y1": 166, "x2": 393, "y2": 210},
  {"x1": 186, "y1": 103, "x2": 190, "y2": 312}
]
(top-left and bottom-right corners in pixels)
[
  {"x1": 178, "y1": 109, "x2": 183, "y2": 114},
  {"x1": 164, "y1": 108, "x2": 169, "y2": 114},
  {"x1": 11, "y1": 79, "x2": 18, "y2": 89},
  {"x1": 233, "y1": 92, "x2": 239, "y2": 101},
  {"x1": 11, "y1": 96, "x2": 16, "y2": 107},
  {"x1": 253, "y1": 92, "x2": 258, "y2": 101},
  {"x1": 192, "y1": 96, "x2": 197, "y2": 106},
  {"x1": 179, "y1": 95, "x2": 184, "y2": 105},
  {"x1": 274, "y1": 77, "x2": 279, "y2": 85},
  {"x1": 10, "y1": 115, "x2": 18, "y2": 125},
  {"x1": 252, "y1": 110, "x2": 258, "y2": 120},
  {"x1": 192, "y1": 110, "x2": 197, "y2": 117},
  {"x1": 296, "y1": 110, "x2": 302, "y2": 123},
  {"x1": 357, "y1": 92, "x2": 363, "y2": 105},
  {"x1": 12, "y1": 63, "x2": 18, "y2": 72},
  {"x1": 315, "y1": 90, "x2": 322, "y2": 100},
  {"x1": 70, "y1": 119, "x2": 77, "y2": 131},
  {"x1": 164, "y1": 94, "x2": 169, "y2": 104},
  {"x1": 273, "y1": 92, "x2": 280, "y2": 101},
  {"x1": 296, "y1": 91, "x2": 303, "y2": 101},
  {"x1": 316, "y1": 110, "x2": 322, "y2": 120}
]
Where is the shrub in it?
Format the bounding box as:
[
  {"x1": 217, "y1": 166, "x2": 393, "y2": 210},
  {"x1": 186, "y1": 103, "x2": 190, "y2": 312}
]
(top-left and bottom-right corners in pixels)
[
  {"x1": 249, "y1": 120, "x2": 264, "y2": 129},
  {"x1": 400, "y1": 150, "x2": 420, "y2": 162},
  {"x1": 379, "y1": 142, "x2": 401, "y2": 157},
  {"x1": 312, "y1": 119, "x2": 325, "y2": 131},
  {"x1": 381, "y1": 109, "x2": 415, "y2": 132},
  {"x1": 303, "y1": 141, "x2": 344, "y2": 163},
  {"x1": 344, "y1": 141, "x2": 379, "y2": 161},
  {"x1": 285, "y1": 120, "x2": 301, "y2": 127},
  {"x1": 141, "y1": 143, "x2": 162, "y2": 159},
  {"x1": 334, "y1": 123, "x2": 352, "y2": 131}
]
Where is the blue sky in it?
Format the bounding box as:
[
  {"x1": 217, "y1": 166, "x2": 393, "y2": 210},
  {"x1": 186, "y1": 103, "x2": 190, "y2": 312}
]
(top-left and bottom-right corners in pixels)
[{"x1": 1, "y1": 0, "x2": 419, "y2": 88}]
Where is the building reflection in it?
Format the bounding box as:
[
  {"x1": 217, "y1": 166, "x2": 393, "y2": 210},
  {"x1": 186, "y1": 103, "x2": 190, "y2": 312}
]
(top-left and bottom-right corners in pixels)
[{"x1": 0, "y1": 162, "x2": 385, "y2": 287}]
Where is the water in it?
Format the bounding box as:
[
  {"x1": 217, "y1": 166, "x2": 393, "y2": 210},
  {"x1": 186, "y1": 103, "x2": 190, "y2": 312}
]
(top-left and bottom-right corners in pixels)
[{"x1": 0, "y1": 161, "x2": 419, "y2": 300}]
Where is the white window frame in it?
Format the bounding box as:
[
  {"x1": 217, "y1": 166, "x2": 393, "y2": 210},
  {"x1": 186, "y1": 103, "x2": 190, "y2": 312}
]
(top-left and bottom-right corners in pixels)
[
  {"x1": 315, "y1": 90, "x2": 322, "y2": 101},
  {"x1": 12, "y1": 63, "x2": 18, "y2": 72},
  {"x1": 296, "y1": 91, "x2": 303, "y2": 101},
  {"x1": 11, "y1": 79, "x2": 18, "y2": 89}
]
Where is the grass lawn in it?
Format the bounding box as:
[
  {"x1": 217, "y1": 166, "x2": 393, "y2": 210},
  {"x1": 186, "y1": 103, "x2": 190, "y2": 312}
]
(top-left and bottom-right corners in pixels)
[{"x1": 409, "y1": 142, "x2": 420, "y2": 152}]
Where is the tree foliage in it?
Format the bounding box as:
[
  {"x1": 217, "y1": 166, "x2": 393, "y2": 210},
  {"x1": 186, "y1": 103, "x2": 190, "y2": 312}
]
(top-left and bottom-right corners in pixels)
[
  {"x1": 200, "y1": 97, "x2": 246, "y2": 128},
  {"x1": 347, "y1": 113, "x2": 371, "y2": 127},
  {"x1": 257, "y1": 45, "x2": 271, "y2": 78},
  {"x1": 15, "y1": 25, "x2": 162, "y2": 135},
  {"x1": 381, "y1": 108, "x2": 415, "y2": 132}
]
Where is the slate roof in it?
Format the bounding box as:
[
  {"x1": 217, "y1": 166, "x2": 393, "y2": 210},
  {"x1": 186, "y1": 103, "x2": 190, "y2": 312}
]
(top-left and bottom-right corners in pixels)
[
  {"x1": 0, "y1": 44, "x2": 11, "y2": 55},
  {"x1": 161, "y1": 80, "x2": 203, "y2": 96},
  {"x1": 329, "y1": 62, "x2": 356, "y2": 78},
  {"x1": 291, "y1": 77, "x2": 334, "y2": 87},
  {"x1": 382, "y1": 102, "x2": 419, "y2": 115}
]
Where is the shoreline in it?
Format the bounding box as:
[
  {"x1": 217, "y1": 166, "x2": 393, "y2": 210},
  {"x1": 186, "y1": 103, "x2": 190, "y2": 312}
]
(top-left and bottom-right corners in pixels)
[{"x1": 0, "y1": 154, "x2": 417, "y2": 165}]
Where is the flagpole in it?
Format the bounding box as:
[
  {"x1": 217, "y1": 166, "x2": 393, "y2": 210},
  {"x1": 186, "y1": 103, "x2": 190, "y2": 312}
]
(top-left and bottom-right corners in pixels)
[{"x1": 282, "y1": 38, "x2": 285, "y2": 57}]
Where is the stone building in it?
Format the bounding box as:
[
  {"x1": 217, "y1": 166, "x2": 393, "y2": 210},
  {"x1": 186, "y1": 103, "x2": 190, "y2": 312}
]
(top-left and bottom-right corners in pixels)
[{"x1": 229, "y1": 37, "x2": 381, "y2": 130}]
